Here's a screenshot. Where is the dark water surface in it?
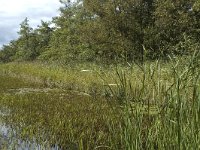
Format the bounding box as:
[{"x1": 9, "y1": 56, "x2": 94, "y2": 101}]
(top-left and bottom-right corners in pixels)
[{"x1": 0, "y1": 75, "x2": 72, "y2": 149}]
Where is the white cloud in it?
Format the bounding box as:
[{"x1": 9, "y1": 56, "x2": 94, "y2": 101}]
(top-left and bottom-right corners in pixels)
[{"x1": 0, "y1": 0, "x2": 62, "y2": 47}]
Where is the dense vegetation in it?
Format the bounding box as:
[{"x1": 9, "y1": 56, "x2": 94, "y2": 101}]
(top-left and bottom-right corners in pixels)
[
  {"x1": 0, "y1": 0, "x2": 200, "y2": 63},
  {"x1": 0, "y1": 52, "x2": 199, "y2": 149},
  {"x1": 0, "y1": 0, "x2": 199, "y2": 149}
]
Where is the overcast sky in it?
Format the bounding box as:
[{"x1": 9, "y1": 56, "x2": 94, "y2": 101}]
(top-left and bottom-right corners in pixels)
[{"x1": 0, "y1": 0, "x2": 63, "y2": 48}]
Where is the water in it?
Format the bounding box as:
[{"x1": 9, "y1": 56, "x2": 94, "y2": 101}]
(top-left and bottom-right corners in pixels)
[
  {"x1": 0, "y1": 74, "x2": 104, "y2": 149},
  {"x1": 0, "y1": 106, "x2": 62, "y2": 150},
  {"x1": 0, "y1": 75, "x2": 63, "y2": 149}
]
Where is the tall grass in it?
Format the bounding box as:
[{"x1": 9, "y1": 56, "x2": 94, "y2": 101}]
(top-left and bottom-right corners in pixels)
[{"x1": 104, "y1": 51, "x2": 200, "y2": 149}]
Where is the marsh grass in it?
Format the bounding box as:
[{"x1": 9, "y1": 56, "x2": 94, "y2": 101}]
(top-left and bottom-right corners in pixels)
[
  {"x1": 103, "y1": 51, "x2": 200, "y2": 149},
  {"x1": 0, "y1": 76, "x2": 120, "y2": 149},
  {"x1": 0, "y1": 52, "x2": 199, "y2": 149}
]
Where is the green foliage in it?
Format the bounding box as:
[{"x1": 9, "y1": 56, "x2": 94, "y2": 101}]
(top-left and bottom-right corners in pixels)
[
  {"x1": 0, "y1": 41, "x2": 18, "y2": 62},
  {"x1": 35, "y1": 21, "x2": 53, "y2": 55},
  {"x1": 0, "y1": 0, "x2": 199, "y2": 63},
  {"x1": 82, "y1": 0, "x2": 155, "y2": 61},
  {"x1": 153, "y1": 0, "x2": 199, "y2": 56},
  {"x1": 17, "y1": 18, "x2": 37, "y2": 60}
]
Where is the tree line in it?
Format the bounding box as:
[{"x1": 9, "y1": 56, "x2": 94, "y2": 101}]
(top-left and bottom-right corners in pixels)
[{"x1": 0, "y1": 0, "x2": 199, "y2": 64}]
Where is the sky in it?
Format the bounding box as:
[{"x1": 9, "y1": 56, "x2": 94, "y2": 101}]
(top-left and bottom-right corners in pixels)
[{"x1": 0, "y1": 0, "x2": 63, "y2": 48}]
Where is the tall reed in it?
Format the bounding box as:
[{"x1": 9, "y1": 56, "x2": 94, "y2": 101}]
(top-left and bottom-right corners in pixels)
[{"x1": 105, "y1": 50, "x2": 200, "y2": 149}]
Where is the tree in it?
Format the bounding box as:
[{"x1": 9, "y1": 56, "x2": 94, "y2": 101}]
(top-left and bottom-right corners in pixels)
[
  {"x1": 0, "y1": 40, "x2": 18, "y2": 62},
  {"x1": 82, "y1": 0, "x2": 155, "y2": 61},
  {"x1": 35, "y1": 21, "x2": 53, "y2": 55},
  {"x1": 154, "y1": 0, "x2": 199, "y2": 56},
  {"x1": 16, "y1": 17, "x2": 38, "y2": 60},
  {"x1": 1, "y1": 0, "x2": 199, "y2": 63},
  {"x1": 40, "y1": 1, "x2": 87, "y2": 63}
]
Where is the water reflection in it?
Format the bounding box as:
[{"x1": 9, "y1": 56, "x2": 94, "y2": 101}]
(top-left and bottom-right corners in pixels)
[
  {"x1": 0, "y1": 121, "x2": 60, "y2": 150},
  {"x1": 0, "y1": 103, "x2": 61, "y2": 149}
]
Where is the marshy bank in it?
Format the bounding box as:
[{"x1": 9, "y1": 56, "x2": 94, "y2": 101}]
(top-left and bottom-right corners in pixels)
[
  {"x1": 0, "y1": 54, "x2": 199, "y2": 149},
  {"x1": 0, "y1": 75, "x2": 117, "y2": 149}
]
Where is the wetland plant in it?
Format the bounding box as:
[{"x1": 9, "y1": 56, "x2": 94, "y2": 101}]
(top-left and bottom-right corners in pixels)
[{"x1": 0, "y1": 51, "x2": 199, "y2": 149}]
